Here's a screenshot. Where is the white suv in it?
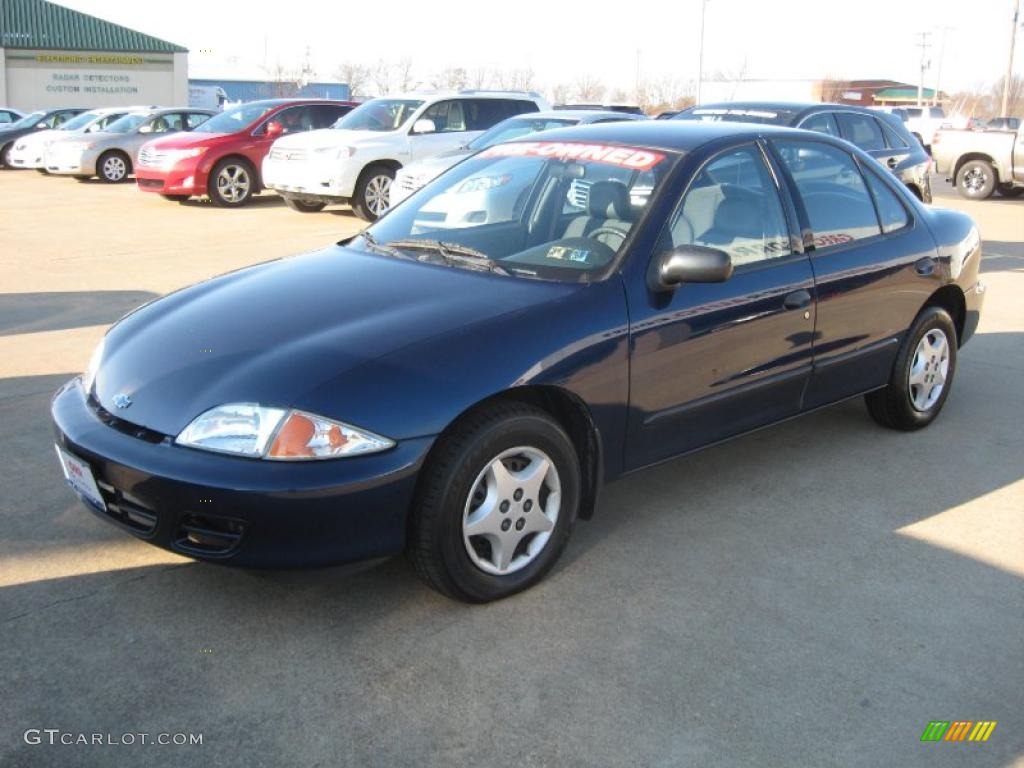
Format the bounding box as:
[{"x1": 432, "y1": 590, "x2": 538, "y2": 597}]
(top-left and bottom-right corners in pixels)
[{"x1": 262, "y1": 90, "x2": 549, "y2": 220}]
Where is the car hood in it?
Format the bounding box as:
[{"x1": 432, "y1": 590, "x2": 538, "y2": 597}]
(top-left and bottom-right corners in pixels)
[
  {"x1": 94, "y1": 245, "x2": 579, "y2": 438},
  {"x1": 142, "y1": 131, "x2": 233, "y2": 150},
  {"x1": 402, "y1": 150, "x2": 472, "y2": 176},
  {"x1": 14, "y1": 128, "x2": 59, "y2": 147},
  {"x1": 271, "y1": 128, "x2": 401, "y2": 151}
]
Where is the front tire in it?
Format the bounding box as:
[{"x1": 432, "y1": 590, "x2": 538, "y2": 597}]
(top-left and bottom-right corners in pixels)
[
  {"x1": 1, "y1": 143, "x2": 14, "y2": 168},
  {"x1": 283, "y1": 196, "x2": 326, "y2": 213},
  {"x1": 351, "y1": 164, "x2": 395, "y2": 221},
  {"x1": 865, "y1": 306, "x2": 957, "y2": 431},
  {"x1": 97, "y1": 150, "x2": 130, "y2": 183},
  {"x1": 409, "y1": 401, "x2": 580, "y2": 602},
  {"x1": 209, "y1": 158, "x2": 255, "y2": 207},
  {"x1": 955, "y1": 159, "x2": 996, "y2": 200}
]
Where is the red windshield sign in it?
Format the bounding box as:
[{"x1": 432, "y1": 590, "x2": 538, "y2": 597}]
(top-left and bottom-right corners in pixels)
[{"x1": 480, "y1": 142, "x2": 665, "y2": 171}]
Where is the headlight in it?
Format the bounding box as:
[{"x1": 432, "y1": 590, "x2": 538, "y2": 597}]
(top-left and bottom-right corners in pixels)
[
  {"x1": 82, "y1": 336, "x2": 105, "y2": 394},
  {"x1": 175, "y1": 403, "x2": 394, "y2": 460},
  {"x1": 63, "y1": 141, "x2": 93, "y2": 152},
  {"x1": 457, "y1": 174, "x2": 511, "y2": 194},
  {"x1": 173, "y1": 147, "x2": 207, "y2": 160},
  {"x1": 315, "y1": 146, "x2": 355, "y2": 160}
]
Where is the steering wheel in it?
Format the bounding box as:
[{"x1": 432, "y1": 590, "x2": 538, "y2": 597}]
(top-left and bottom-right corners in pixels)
[{"x1": 587, "y1": 226, "x2": 628, "y2": 249}]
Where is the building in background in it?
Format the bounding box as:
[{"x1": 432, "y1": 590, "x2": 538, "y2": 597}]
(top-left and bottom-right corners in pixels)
[
  {"x1": 188, "y1": 78, "x2": 351, "y2": 105},
  {"x1": 0, "y1": 0, "x2": 188, "y2": 111}
]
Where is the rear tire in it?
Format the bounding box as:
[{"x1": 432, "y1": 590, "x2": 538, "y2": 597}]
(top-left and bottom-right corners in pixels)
[
  {"x1": 955, "y1": 159, "x2": 996, "y2": 200},
  {"x1": 351, "y1": 164, "x2": 395, "y2": 221},
  {"x1": 865, "y1": 306, "x2": 957, "y2": 431},
  {"x1": 408, "y1": 401, "x2": 580, "y2": 602},
  {"x1": 283, "y1": 196, "x2": 326, "y2": 213},
  {"x1": 97, "y1": 150, "x2": 130, "y2": 183}
]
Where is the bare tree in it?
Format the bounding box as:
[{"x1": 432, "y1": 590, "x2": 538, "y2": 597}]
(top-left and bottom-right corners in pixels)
[
  {"x1": 551, "y1": 82, "x2": 572, "y2": 105},
  {"x1": 574, "y1": 74, "x2": 605, "y2": 103},
  {"x1": 395, "y1": 58, "x2": 419, "y2": 92},
  {"x1": 430, "y1": 66, "x2": 468, "y2": 90},
  {"x1": 334, "y1": 62, "x2": 370, "y2": 100},
  {"x1": 370, "y1": 59, "x2": 392, "y2": 96},
  {"x1": 992, "y1": 74, "x2": 1023, "y2": 117},
  {"x1": 468, "y1": 66, "x2": 490, "y2": 89}
]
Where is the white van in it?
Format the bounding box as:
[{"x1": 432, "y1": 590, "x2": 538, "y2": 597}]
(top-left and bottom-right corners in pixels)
[{"x1": 262, "y1": 90, "x2": 549, "y2": 220}]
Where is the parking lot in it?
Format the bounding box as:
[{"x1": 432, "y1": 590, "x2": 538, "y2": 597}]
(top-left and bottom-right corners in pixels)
[{"x1": 1, "y1": 172, "x2": 1022, "y2": 766}]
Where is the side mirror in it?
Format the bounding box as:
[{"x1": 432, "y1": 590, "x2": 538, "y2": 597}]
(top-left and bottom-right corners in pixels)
[
  {"x1": 650, "y1": 245, "x2": 733, "y2": 291},
  {"x1": 412, "y1": 118, "x2": 436, "y2": 135},
  {"x1": 264, "y1": 121, "x2": 284, "y2": 139},
  {"x1": 138, "y1": 123, "x2": 153, "y2": 134}
]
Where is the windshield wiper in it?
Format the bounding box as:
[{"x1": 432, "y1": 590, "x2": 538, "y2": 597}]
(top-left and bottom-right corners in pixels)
[
  {"x1": 358, "y1": 230, "x2": 412, "y2": 260},
  {"x1": 382, "y1": 239, "x2": 509, "y2": 275}
]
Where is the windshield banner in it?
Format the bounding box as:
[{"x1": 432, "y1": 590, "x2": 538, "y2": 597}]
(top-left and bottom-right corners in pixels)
[{"x1": 480, "y1": 142, "x2": 665, "y2": 171}]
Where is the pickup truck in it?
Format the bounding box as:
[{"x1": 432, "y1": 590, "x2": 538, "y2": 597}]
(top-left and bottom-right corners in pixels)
[{"x1": 932, "y1": 126, "x2": 1024, "y2": 199}]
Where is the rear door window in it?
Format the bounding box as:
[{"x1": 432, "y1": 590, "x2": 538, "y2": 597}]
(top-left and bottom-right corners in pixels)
[
  {"x1": 835, "y1": 113, "x2": 886, "y2": 152},
  {"x1": 799, "y1": 112, "x2": 840, "y2": 137},
  {"x1": 774, "y1": 140, "x2": 881, "y2": 248},
  {"x1": 877, "y1": 119, "x2": 909, "y2": 149},
  {"x1": 863, "y1": 168, "x2": 909, "y2": 234}
]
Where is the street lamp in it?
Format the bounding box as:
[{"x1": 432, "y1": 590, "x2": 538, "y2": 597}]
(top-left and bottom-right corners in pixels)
[{"x1": 696, "y1": 0, "x2": 709, "y2": 105}]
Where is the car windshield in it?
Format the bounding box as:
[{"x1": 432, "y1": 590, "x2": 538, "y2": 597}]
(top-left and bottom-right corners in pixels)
[
  {"x1": 195, "y1": 103, "x2": 275, "y2": 133},
  {"x1": 59, "y1": 110, "x2": 102, "y2": 131},
  {"x1": 330, "y1": 99, "x2": 425, "y2": 131},
  {"x1": 357, "y1": 140, "x2": 678, "y2": 282},
  {"x1": 8, "y1": 110, "x2": 46, "y2": 129},
  {"x1": 467, "y1": 118, "x2": 578, "y2": 150},
  {"x1": 104, "y1": 113, "x2": 152, "y2": 133},
  {"x1": 676, "y1": 107, "x2": 799, "y2": 126}
]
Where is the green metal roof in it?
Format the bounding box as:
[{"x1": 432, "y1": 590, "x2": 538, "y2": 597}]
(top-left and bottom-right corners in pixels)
[
  {"x1": 875, "y1": 86, "x2": 938, "y2": 100},
  {"x1": 0, "y1": 0, "x2": 187, "y2": 52}
]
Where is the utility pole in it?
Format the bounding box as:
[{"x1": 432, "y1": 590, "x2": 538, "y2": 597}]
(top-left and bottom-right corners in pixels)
[
  {"x1": 916, "y1": 31, "x2": 932, "y2": 108},
  {"x1": 933, "y1": 26, "x2": 953, "y2": 107},
  {"x1": 1001, "y1": 0, "x2": 1020, "y2": 116},
  {"x1": 696, "y1": 0, "x2": 709, "y2": 104}
]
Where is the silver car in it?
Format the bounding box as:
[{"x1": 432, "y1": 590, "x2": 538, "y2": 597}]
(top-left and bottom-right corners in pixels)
[
  {"x1": 45, "y1": 107, "x2": 216, "y2": 182},
  {"x1": 390, "y1": 109, "x2": 647, "y2": 206},
  {"x1": 8, "y1": 106, "x2": 144, "y2": 170}
]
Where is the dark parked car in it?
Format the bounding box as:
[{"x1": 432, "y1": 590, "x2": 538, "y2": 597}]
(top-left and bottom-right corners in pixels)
[
  {"x1": 675, "y1": 102, "x2": 933, "y2": 202},
  {"x1": 53, "y1": 122, "x2": 983, "y2": 601},
  {"x1": 0, "y1": 107, "x2": 86, "y2": 167}
]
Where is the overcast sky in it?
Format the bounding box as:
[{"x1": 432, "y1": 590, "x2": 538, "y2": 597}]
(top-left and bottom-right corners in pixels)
[{"x1": 61, "y1": 0, "x2": 1021, "y2": 95}]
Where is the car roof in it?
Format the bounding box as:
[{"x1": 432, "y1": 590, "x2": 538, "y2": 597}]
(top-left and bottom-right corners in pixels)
[
  {"x1": 525, "y1": 109, "x2": 646, "y2": 122},
  {"x1": 378, "y1": 91, "x2": 541, "y2": 101},
  {"x1": 499, "y1": 119, "x2": 814, "y2": 153},
  {"x1": 685, "y1": 101, "x2": 901, "y2": 121},
  {"x1": 228, "y1": 98, "x2": 357, "y2": 109}
]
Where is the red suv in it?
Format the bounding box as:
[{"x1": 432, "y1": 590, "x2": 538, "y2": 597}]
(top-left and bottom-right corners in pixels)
[{"x1": 135, "y1": 99, "x2": 357, "y2": 207}]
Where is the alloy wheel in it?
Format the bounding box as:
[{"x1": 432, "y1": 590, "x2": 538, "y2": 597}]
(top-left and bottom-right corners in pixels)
[
  {"x1": 364, "y1": 174, "x2": 391, "y2": 217},
  {"x1": 103, "y1": 155, "x2": 127, "y2": 181},
  {"x1": 217, "y1": 165, "x2": 251, "y2": 204}
]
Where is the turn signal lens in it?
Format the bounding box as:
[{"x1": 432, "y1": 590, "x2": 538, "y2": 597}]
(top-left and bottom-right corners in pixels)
[{"x1": 266, "y1": 410, "x2": 393, "y2": 460}]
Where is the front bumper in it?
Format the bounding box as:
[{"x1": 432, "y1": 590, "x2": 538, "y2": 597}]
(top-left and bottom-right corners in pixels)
[
  {"x1": 51, "y1": 378, "x2": 433, "y2": 567},
  {"x1": 262, "y1": 156, "x2": 356, "y2": 201},
  {"x1": 136, "y1": 161, "x2": 204, "y2": 196},
  {"x1": 8, "y1": 147, "x2": 45, "y2": 168}
]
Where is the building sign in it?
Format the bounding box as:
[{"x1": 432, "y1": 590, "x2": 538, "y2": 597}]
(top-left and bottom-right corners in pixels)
[{"x1": 35, "y1": 54, "x2": 144, "y2": 66}]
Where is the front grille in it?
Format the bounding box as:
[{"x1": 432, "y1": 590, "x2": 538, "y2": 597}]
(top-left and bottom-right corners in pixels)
[
  {"x1": 268, "y1": 147, "x2": 306, "y2": 162},
  {"x1": 87, "y1": 394, "x2": 168, "y2": 444},
  {"x1": 95, "y1": 480, "x2": 159, "y2": 535},
  {"x1": 137, "y1": 177, "x2": 164, "y2": 189},
  {"x1": 174, "y1": 514, "x2": 245, "y2": 557}
]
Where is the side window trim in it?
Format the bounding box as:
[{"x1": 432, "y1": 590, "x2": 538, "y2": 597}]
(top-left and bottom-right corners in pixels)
[{"x1": 859, "y1": 159, "x2": 914, "y2": 235}]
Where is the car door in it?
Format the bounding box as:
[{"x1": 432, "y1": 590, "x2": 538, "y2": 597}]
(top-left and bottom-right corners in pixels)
[
  {"x1": 767, "y1": 137, "x2": 938, "y2": 408},
  {"x1": 625, "y1": 142, "x2": 816, "y2": 469},
  {"x1": 834, "y1": 111, "x2": 905, "y2": 170},
  {"x1": 409, "y1": 99, "x2": 477, "y2": 161}
]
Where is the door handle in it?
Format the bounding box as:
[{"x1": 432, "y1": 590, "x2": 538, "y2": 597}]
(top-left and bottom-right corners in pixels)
[
  {"x1": 915, "y1": 257, "x2": 936, "y2": 276},
  {"x1": 886, "y1": 157, "x2": 899, "y2": 169},
  {"x1": 783, "y1": 289, "x2": 812, "y2": 310}
]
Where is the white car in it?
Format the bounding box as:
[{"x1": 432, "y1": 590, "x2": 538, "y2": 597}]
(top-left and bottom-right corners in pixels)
[
  {"x1": 7, "y1": 106, "x2": 144, "y2": 170},
  {"x1": 262, "y1": 90, "x2": 550, "y2": 220},
  {"x1": 391, "y1": 109, "x2": 647, "y2": 206}
]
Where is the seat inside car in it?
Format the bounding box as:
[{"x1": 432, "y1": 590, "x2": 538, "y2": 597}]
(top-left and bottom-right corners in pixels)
[{"x1": 563, "y1": 180, "x2": 635, "y2": 246}]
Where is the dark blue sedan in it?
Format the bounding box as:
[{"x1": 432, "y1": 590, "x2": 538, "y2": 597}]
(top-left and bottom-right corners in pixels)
[{"x1": 52, "y1": 121, "x2": 984, "y2": 602}]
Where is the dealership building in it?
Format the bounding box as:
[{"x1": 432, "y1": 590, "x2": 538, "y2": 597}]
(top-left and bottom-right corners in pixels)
[{"x1": 0, "y1": 0, "x2": 187, "y2": 111}]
